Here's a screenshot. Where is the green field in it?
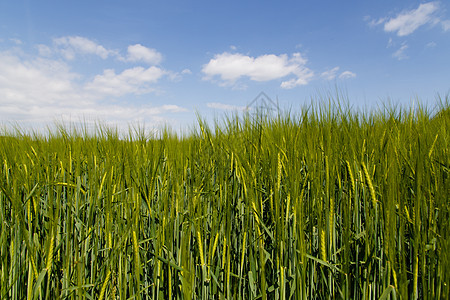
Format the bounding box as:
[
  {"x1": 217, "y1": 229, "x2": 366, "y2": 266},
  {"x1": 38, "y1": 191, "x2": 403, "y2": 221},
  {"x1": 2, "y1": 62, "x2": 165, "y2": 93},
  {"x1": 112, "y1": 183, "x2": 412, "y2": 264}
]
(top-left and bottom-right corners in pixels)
[{"x1": 1, "y1": 100, "x2": 449, "y2": 299}]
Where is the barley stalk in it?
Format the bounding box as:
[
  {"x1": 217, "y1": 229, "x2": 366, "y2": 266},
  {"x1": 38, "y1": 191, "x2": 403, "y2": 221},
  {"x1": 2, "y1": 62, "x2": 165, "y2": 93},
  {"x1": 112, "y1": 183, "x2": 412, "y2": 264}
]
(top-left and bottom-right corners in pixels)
[
  {"x1": 98, "y1": 270, "x2": 111, "y2": 300},
  {"x1": 46, "y1": 235, "x2": 55, "y2": 271},
  {"x1": 361, "y1": 161, "x2": 377, "y2": 206},
  {"x1": 240, "y1": 232, "x2": 247, "y2": 275},
  {"x1": 197, "y1": 230, "x2": 205, "y2": 267},
  {"x1": 320, "y1": 228, "x2": 327, "y2": 262},
  {"x1": 346, "y1": 160, "x2": 355, "y2": 196}
]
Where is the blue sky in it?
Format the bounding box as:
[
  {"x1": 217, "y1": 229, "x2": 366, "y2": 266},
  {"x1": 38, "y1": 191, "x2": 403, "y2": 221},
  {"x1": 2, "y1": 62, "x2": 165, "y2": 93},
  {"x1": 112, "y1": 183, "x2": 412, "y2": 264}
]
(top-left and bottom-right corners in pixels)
[{"x1": 1, "y1": 1, "x2": 449, "y2": 133}]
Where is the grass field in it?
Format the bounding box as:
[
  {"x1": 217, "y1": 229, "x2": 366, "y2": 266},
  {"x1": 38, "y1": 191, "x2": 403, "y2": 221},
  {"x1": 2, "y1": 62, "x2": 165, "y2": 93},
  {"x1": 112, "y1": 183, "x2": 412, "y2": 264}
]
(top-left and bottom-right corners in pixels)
[{"x1": 1, "y1": 99, "x2": 449, "y2": 299}]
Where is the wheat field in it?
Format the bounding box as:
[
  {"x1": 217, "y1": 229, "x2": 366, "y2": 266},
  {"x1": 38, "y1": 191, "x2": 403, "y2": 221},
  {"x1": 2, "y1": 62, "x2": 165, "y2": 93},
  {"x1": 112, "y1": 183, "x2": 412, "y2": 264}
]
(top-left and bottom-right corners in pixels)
[{"x1": 1, "y1": 99, "x2": 449, "y2": 299}]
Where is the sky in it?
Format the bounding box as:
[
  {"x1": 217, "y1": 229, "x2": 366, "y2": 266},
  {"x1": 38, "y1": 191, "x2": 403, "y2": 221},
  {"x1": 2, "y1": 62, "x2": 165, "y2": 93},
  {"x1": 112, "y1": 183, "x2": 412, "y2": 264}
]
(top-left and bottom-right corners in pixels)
[{"x1": 1, "y1": 1, "x2": 449, "y2": 134}]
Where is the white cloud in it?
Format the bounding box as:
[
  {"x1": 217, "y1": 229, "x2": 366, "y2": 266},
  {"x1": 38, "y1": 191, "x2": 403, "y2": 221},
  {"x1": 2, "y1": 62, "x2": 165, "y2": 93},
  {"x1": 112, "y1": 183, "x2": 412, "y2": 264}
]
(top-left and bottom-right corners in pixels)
[
  {"x1": 384, "y1": 2, "x2": 439, "y2": 36},
  {"x1": 366, "y1": 2, "x2": 450, "y2": 59},
  {"x1": 207, "y1": 102, "x2": 247, "y2": 111},
  {"x1": 0, "y1": 38, "x2": 187, "y2": 132},
  {"x1": 202, "y1": 52, "x2": 313, "y2": 89},
  {"x1": 339, "y1": 71, "x2": 356, "y2": 79},
  {"x1": 85, "y1": 66, "x2": 165, "y2": 97},
  {"x1": 0, "y1": 52, "x2": 83, "y2": 106},
  {"x1": 123, "y1": 44, "x2": 162, "y2": 65},
  {"x1": 392, "y1": 43, "x2": 409, "y2": 60},
  {"x1": 321, "y1": 67, "x2": 340, "y2": 80},
  {"x1": 53, "y1": 36, "x2": 115, "y2": 60},
  {"x1": 368, "y1": 2, "x2": 450, "y2": 36}
]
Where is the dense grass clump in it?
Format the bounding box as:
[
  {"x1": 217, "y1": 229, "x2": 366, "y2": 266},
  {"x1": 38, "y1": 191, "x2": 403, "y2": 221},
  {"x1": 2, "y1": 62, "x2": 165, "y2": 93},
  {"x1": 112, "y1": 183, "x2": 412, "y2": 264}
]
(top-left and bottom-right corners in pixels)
[{"x1": 0, "y1": 100, "x2": 449, "y2": 299}]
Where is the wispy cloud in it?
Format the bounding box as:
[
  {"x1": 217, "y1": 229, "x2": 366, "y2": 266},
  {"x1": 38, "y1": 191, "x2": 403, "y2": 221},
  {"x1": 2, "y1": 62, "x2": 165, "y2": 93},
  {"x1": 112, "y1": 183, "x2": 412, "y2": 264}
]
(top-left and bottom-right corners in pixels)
[
  {"x1": 339, "y1": 71, "x2": 356, "y2": 79},
  {"x1": 202, "y1": 52, "x2": 314, "y2": 89},
  {"x1": 442, "y1": 19, "x2": 450, "y2": 31},
  {"x1": 206, "y1": 102, "x2": 247, "y2": 111},
  {"x1": 36, "y1": 44, "x2": 53, "y2": 57},
  {"x1": 51, "y1": 37, "x2": 164, "y2": 66},
  {"x1": 387, "y1": 38, "x2": 394, "y2": 48},
  {"x1": 366, "y1": 2, "x2": 450, "y2": 59},
  {"x1": 392, "y1": 43, "x2": 409, "y2": 60},
  {"x1": 367, "y1": 2, "x2": 450, "y2": 36},
  {"x1": 321, "y1": 67, "x2": 340, "y2": 80},
  {"x1": 53, "y1": 36, "x2": 116, "y2": 60},
  {"x1": 384, "y1": 2, "x2": 439, "y2": 36},
  {"x1": 166, "y1": 68, "x2": 192, "y2": 82},
  {"x1": 321, "y1": 67, "x2": 356, "y2": 80},
  {"x1": 364, "y1": 16, "x2": 386, "y2": 27},
  {"x1": 10, "y1": 38, "x2": 23, "y2": 45}
]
